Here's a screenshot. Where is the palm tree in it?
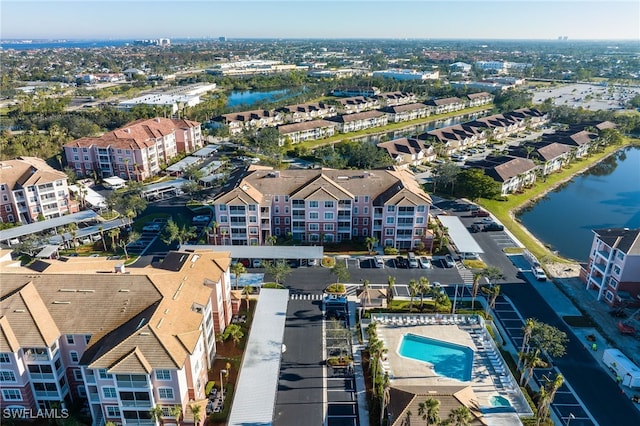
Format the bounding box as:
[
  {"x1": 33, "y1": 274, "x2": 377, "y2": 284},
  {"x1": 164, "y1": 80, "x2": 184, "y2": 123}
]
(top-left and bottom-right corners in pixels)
[
  {"x1": 403, "y1": 410, "x2": 412, "y2": 426},
  {"x1": 448, "y1": 405, "x2": 472, "y2": 426},
  {"x1": 408, "y1": 279, "x2": 419, "y2": 312},
  {"x1": 189, "y1": 403, "x2": 202, "y2": 425},
  {"x1": 231, "y1": 262, "x2": 246, "y2": 290},
  {"x1": 98, "y1": 225, "x2": 107, "y2": 251},
  {"x1": 149, "y1": 405, "x2": 164, "y2": 425},
  {"x1": 537, "y1": 373, "x2": 564, "y2": 426},
  {"x1": 418, "y1": 276, "x2": 430, "y2": 311},
  {"x1": 107, "y1": 227, "x2": 120, "y2": 250},
  {"x1": 362, "y1": 279, "x2": 371, "y2": 307},
  {"x1": 418, "y1": 398, "x2": 440, "y2": 426},
  {"x1": 387, "y1": 276, "x2": 395, "y2": 305},
  {"x1": 365, "y1": 236, "x2": 378, "y2": 254},
  {"x1": 168, "y1": 405, "x2": 182, "y2": 424},
  {"x1": 481, "y1": 285, "x2": 501, "y2": 315},
  {"x1": 242, "y1": 285, "x2": 252, "y2": 311},
  {"x1": 471, "y1": 273, "x2": 482, "y2": 310},
  {"x1": 368, "y1": 338, "x2": 387, "y2": 396},
  {"x1": 380, "y1": 371, "x2": 391, "y2": 426},
  {"x1": 519, "y1": 348, "x2": 547, "y2": 387},
  {"x1": 518, "y1": 318, "x2": 537, "y2": 370},
  {"x1": 266, "y1": 234, "x2": 277, "y2": 246}
]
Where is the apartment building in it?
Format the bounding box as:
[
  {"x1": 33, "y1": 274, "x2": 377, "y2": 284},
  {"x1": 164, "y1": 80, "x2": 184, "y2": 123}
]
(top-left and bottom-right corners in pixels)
[
  {"x1": 326, "y1": 110, "x2": 388, "y2": 133},
  {"x1": 64, "y1": 118, "x2": 203, "y2": 181},
  {"x1": 379, "y1": 103, "x2": 432, "y2": 123},
  {"x1": 377, "y1": 138, "x2": 436, "y2": 168},
  {"x1": 0, "y1": 157, "x2": 75, "y2": 225},
  {"x1": 425, "y1": 97, "x2": 466, "y2": 114},
  {"x1": 0, "y1": 250, "x2": 232, "y2": 426},
  {"x1": 275, "y1": 102, "x2": 336, "y2": 123},
  {"x1": 277, "y1": 120, "x2": 337, "y2": 145},
  {"x1": 469, "y1": 156, "x2": 538, "y2": 195},
  {"x1": 216, "y1": 110, "x2": 283, "y2": 135},
  {"x1": 582, "y1": 228, "x2": 640, "y2": 307},
  {"x1": 210, "y1": 166, "x2": 432, "y2": 250}
]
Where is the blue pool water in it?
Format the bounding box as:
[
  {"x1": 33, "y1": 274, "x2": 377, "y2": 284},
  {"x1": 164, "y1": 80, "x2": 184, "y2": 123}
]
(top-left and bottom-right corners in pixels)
[
  {"x1": 230, "y1": 273, "x2": 264, "y2": 287},
  {"x1": 490, "y1": 395, "x2": 511, "y2": 408},
  {"x1": 398, "y1": 334, "x2": 473, "y2": 381}
]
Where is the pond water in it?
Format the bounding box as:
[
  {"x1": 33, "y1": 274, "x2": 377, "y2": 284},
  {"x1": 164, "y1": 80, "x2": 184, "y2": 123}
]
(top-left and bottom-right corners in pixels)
[
  {"x1": 517, "y1": 146, "x2": 640, "y2": 262},
  {"x1": 226, "y1": 89, "x2": 293, "y2": 107}
]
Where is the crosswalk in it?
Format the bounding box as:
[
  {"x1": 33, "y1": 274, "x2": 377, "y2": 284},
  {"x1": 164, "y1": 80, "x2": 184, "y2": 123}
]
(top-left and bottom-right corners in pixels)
[{"x1": 290, "y1": 293, "x2": 324, "y2": 300}]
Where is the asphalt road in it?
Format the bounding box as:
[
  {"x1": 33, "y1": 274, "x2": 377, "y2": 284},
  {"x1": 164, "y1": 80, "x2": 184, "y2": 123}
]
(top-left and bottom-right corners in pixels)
[{"x1": 274, "y1": 299, "x2": 325, "y2": 426}]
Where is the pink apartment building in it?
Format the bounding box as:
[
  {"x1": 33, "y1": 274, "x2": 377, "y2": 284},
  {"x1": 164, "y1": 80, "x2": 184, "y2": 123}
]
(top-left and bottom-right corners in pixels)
[
  {"x1": 0, "y1": 157, "x2": 76, "y2": 225},
  {"x1": 211, "y1": 166, "x2": 432, "y2": 250},
  {"x1": 0, "y1": 249, "x2": 232, "y2": 426},
  {"x1": 63, "y1": 118, "x2": 202, "y2": 181}
]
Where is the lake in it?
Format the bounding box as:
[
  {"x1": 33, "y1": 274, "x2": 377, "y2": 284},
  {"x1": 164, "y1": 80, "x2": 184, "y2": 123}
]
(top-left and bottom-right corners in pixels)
[
  {"x1": 517, "y1": 146, "x2": 640, "y2": 262},
  {"x1": 226, "y1": 89, "x2": 291, "y2": 108}
]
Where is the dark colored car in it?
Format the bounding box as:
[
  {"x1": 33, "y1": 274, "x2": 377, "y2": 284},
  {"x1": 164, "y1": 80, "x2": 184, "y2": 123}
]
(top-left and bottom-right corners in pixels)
[
  {"x1": 471, "y1": 209, "x2": 490, "y2": 217},
  {"x1": 395, "y1": 256, "x2": 408, "y2": 268},
  {"x1": 470, "y1": 224, "x2": 482, "y2": 233},
  {"x1": 483, "y1": 222, "x2": 504, "y2": 232}
]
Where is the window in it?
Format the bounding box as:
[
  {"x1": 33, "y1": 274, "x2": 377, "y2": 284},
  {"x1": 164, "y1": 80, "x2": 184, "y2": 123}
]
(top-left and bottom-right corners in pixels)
[
  {"x1": 385, "y1": 228, "x2": 394, "y2": 236},
  {"x1": 386, "y1": 217, "x2": 394, "y2": 224},
  {"x1": 416, "y1": 217, "x2": 424, "y2": 224},
  {"x1": 354, "y1": 207, "x2": 359, "y2": 214},
  {"x1": 284, "y1": 196, "x2": 289, "y2": 202},
  {"x1": 219, "y1": 215, "x2": 228, "y2": 223},
  {"x1": 613, "y1": 265, "x2": 621, "y2": 275},
  {"x1": 275, "y1": 196, "x2": 279, "y2": 202},
  {"x1": 417, "y1": 205, "x2": 426, "y2": 212},
  {"x1": 78, "y1": 386, "x2": 86, "y2": 397},
  {"x1": 0, "y1": 370, "x2": 16, "y2": 382},
  {"x1": 85, "y1": 335, "x2": 91, "y2": 344},
  {"x1": 362, "y1": 228, "x2": 368, "y2": 236},
  {"x1": 249, "y1": 216, "x2": 257, "y2": 223},
  {"x1": 2, "y1": 389, "x2": 21, "y2": 401},
  {"x1": 274, "y1": 206, "x2": 280, "y2": 214},
  {"x1": 364, "y1": 196, "x2": 369, "y2": 202},
  {"x1": 158, "y1": 388, "x2": 174, "y2": 399},
  {"x1": 249, "y1": 227, "x2": 258, "y2": 235},
  {"x1": 387, "y1": 205, "x2": 395, "y2": 212},
  {"x1": 309, "y1": 223, "x2": 319, "y2": 231},
  {"x1": 275, "y1": 228, "x2": 281, "y2": 236},
  {"x1": 616, "y1": 251, "x2": 625, "y2": 261},
  {"x1": 248, "y1": 205, "x2": 257, "y2": 211},
  {"x1": 70, "y1": 351, "x2": 79, "y2": 363},
  {"x1": 364, "y1": 207, "x2": 369, "y2": 214},
  {"x1": 284, "y1": 217, "x2": 290, "y2": 225},
  {"x1": 73, "y1": 369, "x2": 83, "y2": 381},
  {"x1": 103, "y1": 387, "x2": 117, "y2": 398},
  {"x1": 0, "y1": 353, "x2": 10, "y2": 363},
  {"x1": 219, "y1": 204, "x2": 227, "y2": 211},
  {"x1": 415, "y1": 229, "x2": 424, "y2": 236},
  {"x1": 66, "y1": 335, "x2": 75, "y2": 344},
  {"x1": 309, "y1": 212, "x2": 319, "y2": 219},
  {"x1": 323, "y1": 223, "x2": 334, "y2": 231},
  {"x1": 98, "y1": 369, "x2": 111, "y2": 380},
  {"x1": 155, "y1": 370, "x2": 171, "y2": 381},
  {"x1": 353, "y1": 218, "x2": 358, "y2": 225},
  {"x1": 309, "y1": 201, "x2": 318, "y2": 208},
  {"x1": 384, "y1": 239, "x2": 394, "y2": 247},
  {"x1": 324, "y1": 201, "x2": 334, "y2": 208},
  {"x1": 324, "y1": 212, "x2": 334, "y2": 220},
  {"x1": 353, "y1": 228, "x2": 358, "y2": 236},
  {"x1": 106, "y1": 406, "x2": 120, "y2": 418},
  {"x1": 285, "y1": 207, "x2": 289, "y2": 214},
  {"x1": 274, "y1": 217, "x2": 280, "y2": 225},
  {"x1": 363, "y1": 218, "x2": 369, "y2": 225},
  {"x1": 354, "y1": 196, "x2": 359, "y2": 202}
]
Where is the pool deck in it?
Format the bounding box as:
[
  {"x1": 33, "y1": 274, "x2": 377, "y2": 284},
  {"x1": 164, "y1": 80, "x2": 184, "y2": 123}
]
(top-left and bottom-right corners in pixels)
[{"x1": 371, "y1": 314, "x2": 532, "y2": 420}]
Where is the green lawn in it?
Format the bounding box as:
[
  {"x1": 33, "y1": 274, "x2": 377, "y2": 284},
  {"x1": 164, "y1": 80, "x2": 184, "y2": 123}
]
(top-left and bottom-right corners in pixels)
[{"x1": 479, "y1": 139, "x2": 640, "y2": 263}]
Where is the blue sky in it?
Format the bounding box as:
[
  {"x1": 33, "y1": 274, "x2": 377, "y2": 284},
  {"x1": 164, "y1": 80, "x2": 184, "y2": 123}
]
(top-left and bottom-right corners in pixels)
[{"x1": 2, "y1": 1, "x2": 638, "y2": 40}]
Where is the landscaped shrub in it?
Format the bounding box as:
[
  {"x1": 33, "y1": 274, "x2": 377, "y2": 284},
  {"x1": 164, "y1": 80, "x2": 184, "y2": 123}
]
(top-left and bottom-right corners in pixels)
[
  {"x1": 205, "y1": 381, "x2": 215, "y2": 395},
  {"x1": 326, "y1": 355, "x2": 353, "y2": 366},
  {"x1": 383, "y1": 247, "x2": 398, "y2": 255},
  {"x1": 326, "y1": 283, "x2": 346, "y2": 294},
  {"x1": 262, "y1": 282, "x2": 285, "y2": 289},
  {"x1": 322, "y1": 256, "x2": 335, "y2": 267}
]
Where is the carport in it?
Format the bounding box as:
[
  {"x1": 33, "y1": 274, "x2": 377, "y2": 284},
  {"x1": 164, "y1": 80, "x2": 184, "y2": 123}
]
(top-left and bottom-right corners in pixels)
[
  {"x1": 437, "y1": 215, "x2": 484, "y2": 256},
  {"x1": 179, "y1": 244, "x2": 324, "y2": 263}
]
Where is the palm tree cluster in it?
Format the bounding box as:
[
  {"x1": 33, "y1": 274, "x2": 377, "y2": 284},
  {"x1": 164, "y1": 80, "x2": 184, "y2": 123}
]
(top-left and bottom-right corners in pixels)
[
  {"x1": 517, "y1": 318, "x2": 568, "y2": 388},
  {"x1": 365, "y1": 322, "x2": 390, "y2": 422},
  {"x1": 407, "y1": 277, "x2": 449, "y2": 313}
]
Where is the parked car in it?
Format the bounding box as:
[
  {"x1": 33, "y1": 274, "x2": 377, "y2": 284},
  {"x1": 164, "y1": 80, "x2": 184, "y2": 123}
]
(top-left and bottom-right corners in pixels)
[
  {"x1": 192, "y1": 215, "x2": 211, "y2": 224},
  {"x1": 470, "y1": 224, "x2": 482, "y2": 233},
  {"x1": 471, "y1": 209, "x2": 490, "y2": 217},
  {"x1": 483, "y1": 222, "x2": 505, "y2": 232},
  {"x1": 142, "y1": 223, "x2": 161, "y2": 233},
  {"x1": 252, "y1": 259, "x2": 263, "y2": 268},
  {"x1": 444, "y1": 255, "x2": 456, "y2": 268},
  {"x1": 533, "y1": 267, "x2": 547, "y2": 281},
  {"x1": 419, "y1": 256, "x2": 432, "y2": 269},
  {"x1": 395, "y1": 256, "x2": 408, "y2": 269},
  {"x1": 374, "y1": 256, "x2": 385, "y2": 268}
]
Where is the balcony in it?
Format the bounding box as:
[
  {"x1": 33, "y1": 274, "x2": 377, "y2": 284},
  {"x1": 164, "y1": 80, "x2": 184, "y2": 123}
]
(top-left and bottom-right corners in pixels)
[
  {"x1": 116, "y1": 379, "x2": 148, "y2": 389},
  {"x1": 30, "y1": 372, "x2": 55, "y2": 380},
  {"x1": 589, "y1": 274, "x2": 604, "y2": 288},
  {"x1": 591, "y1": 262, "x2": 607, "y2": 274},
  {"x1": 595, "y1": 249, "x2": 611, "y2": 260},
  {"x1": 34, "y1": 390, "x2": 60, "y2": 398},
  {"x1": 292, "y1": 226, "x2": 305, "y2": 232},
  {"x1": 373, "y1": 213, "x2": 382, "y2": 219},
  {"x1": 120, "y1": 400, "x2": 152, "y2": 408}
]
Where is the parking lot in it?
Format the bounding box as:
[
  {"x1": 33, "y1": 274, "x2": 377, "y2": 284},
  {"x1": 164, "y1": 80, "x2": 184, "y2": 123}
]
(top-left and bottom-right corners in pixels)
[{"x1": 531, "y1": 82, "x2": 640, "y2": 112}]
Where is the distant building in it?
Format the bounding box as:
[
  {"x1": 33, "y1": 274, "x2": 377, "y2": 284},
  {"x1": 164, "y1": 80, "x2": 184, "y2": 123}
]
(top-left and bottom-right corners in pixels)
[
  {"x1": 0, "y1": 249, "x2": 232, "y2": 425},
  {"x1": 372, "y1": 68, "x2": 439, "y2": 81},
  {"x1": 582, "y1": 228, "x2": 640, "y2": 307},
  {"x1": 117, "y1": 83, "x2": 216, "y2": 114},
  {"x1": 64, "y1": 118, "x2": 203, "y2": 180},
  {"x1": 330, "y1": 87, "x2": 380, "y2": 98},
  {"x1": 206, "y1": 60, "x2": 298, "y2": 76},
  {"x1": 0, "y1": 157, "x2": 75, "y2": 224}
]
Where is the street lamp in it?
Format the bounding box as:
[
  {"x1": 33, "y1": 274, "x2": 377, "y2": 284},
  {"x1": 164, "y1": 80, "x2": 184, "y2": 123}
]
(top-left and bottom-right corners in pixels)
[
  {"x1": 219, "y1": 369, "x2": 227, "y2": 402},
  {"x1": 566, "y1": 413, "x2": 575, "y2": 426}
]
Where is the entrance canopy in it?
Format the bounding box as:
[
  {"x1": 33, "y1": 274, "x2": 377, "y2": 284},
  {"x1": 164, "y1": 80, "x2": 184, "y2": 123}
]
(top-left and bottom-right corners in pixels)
[{"x1": 437, "y1": 215, "x2": 484, "y2": 254}]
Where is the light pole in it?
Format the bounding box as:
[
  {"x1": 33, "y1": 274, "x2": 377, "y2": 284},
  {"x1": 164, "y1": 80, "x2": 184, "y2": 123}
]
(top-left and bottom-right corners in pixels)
[
  {"x1": 566, "y1": 413, "x2": 575, "y2": 426},
  {"x1": 219, "y1": 369, "x2": 227, "y2": 402}
]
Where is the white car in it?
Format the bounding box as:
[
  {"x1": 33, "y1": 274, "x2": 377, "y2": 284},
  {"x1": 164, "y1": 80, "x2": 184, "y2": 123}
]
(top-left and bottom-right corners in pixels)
[
  {"x1": 444, "y1": 255, "x2": 456, "y2": 268},
  {"x1": 533, "y1": 267, "x2": 548, "y2": 281},
  {"x1": 374, "y1": 256, "x2": 385, "y2": 268},
  {"x1": 252, "y1": 259, "x2": 263, "y2": 268},
  {"x1": 419, "y1": 256, "x2": 431, "y2": 269}
]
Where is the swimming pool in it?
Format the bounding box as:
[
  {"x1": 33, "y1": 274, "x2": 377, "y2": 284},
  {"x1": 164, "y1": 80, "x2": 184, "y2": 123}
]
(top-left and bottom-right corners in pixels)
[
  {"x1": 490, "y1": 395, "x2": 511, "y2": 408},
  {"x1": 230, "y1": 273, "x2": 264, "y2": 287},
  {"x1": 398, "y1": 334, "x2": 473, "y2": 382}
]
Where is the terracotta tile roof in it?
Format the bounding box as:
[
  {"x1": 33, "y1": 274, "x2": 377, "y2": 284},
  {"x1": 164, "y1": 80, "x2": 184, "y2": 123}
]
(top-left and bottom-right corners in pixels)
[
  {"x1": 278, "y1": 119, "x2": 336, "y2": 134},
  {"x1": 387, "y1": 385, "x2": 486, "y2": 426},
  {"x1": 64, "y1": 118, "x2": 199, "y2": 150},
  {"x1": 0, "y1": 156, "x2": 67, "y2": 189},
  {"x1": 0, "y1": 250, "x2": 230, "y2": 372}
]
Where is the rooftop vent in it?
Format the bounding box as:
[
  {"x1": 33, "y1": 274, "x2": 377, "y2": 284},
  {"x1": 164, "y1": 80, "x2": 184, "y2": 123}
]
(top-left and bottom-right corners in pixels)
[
  {"x1": 114, "y1": 264, "x2": 125, "y2": 274},
  {"x1": 52, "y1": 301, "x2": 71, "y2": 304}
]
